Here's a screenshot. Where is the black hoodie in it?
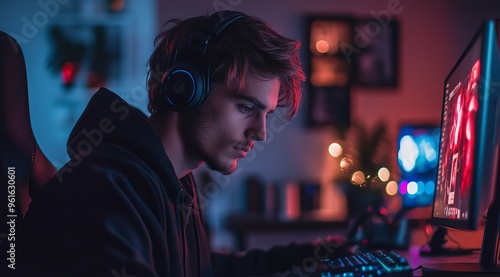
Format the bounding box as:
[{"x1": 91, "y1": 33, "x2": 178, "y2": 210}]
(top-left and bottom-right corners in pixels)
[
  {"x1": 18, "y1": 88, "x2": 213, "y2": 277},
  {"x1": 18, "y1": 88, "x2": 350, "y2": 277}
]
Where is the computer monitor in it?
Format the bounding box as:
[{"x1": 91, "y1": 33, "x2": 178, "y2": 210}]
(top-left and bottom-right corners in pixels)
[
  {"x1": 422, "y1": 19, "x2": 500, "y2": 275},
  {"x1": 397, "y1": 124, "x2": 440, "y2": 209}
]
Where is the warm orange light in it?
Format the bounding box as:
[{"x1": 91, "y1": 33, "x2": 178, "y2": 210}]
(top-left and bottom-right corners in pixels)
[
  {"x1": 315, "y1": 40, "x2": 329, "y2": 53},
  {"x1": 340, "y1": 157, "x2": 354, "y2": 172},
  {"x1": 386, "y1": 181, "x2": 398, "y2": 196},
  {"x1": 351, "y1": 171, "x2": 365, "y2": 186},
  {"x1": 328, "y1": 143, "x2": 343, "y2": 158},
  {"x1": 378, "y1": 167, "x2": 390, "y2": 182}
]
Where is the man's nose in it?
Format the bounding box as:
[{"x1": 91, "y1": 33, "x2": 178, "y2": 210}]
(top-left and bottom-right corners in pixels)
[{"x1": 247, "y1": 117, "x2": 266, "y2": 141}]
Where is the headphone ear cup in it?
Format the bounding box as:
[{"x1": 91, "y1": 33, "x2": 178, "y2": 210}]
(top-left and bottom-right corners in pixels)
[
  {"x1": 161, "y1": 62, "x2": 207, "y2": 112},
  {"x1": 160, "y1": 11, "x2": 245, "y2": 112}
]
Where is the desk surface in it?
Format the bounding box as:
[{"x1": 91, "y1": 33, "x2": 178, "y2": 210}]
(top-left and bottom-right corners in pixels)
[{"x1": 402, "y1": 246, "x2": 481, "y2": 276}]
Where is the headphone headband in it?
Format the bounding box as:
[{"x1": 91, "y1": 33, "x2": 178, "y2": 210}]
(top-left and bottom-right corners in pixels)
[{"x1": 200, "y1": 10, "x2": 247, "y2": 36}]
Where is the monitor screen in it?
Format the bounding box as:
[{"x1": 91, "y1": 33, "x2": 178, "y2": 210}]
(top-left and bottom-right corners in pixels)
[
  {"x1": 397, "y1": 124, "x2": 440, "y2": 208},
  {"x1": 422, "y1": 19, "x2": 500, "y2": 273},
  {"x1": 432, "y1": 43, "x2": 482, "y2": 228}
]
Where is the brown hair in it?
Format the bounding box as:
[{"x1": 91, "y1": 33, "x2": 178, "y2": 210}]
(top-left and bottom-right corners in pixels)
[{"x1": 146, "y1": 12, "x2": 305, "y2": 121}]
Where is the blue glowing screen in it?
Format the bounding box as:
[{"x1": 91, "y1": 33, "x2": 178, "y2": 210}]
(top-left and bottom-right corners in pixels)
[{"x1": 397, "y1": 125, "x2": 441, "y2": 208}]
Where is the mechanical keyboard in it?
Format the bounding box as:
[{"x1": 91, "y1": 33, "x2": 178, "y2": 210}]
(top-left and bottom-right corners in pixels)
[{"x1": 313, "y1": 249, "x2": 414, "y2": 277}]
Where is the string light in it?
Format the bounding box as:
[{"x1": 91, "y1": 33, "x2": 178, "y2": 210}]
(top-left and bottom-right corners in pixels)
[
  {"x1": 328, "y1": 142, "x2": 343, "y2": 158},
  {"x1": 378, "y1": 167, "x2": 390, "y2": 182}
]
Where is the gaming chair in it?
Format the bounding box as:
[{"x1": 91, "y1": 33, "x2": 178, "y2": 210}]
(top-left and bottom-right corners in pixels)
[{"x1": 0, "y1": 30, "x2": 56, "y2": 217}]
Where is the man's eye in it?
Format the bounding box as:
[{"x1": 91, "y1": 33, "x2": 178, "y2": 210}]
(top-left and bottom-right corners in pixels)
[{"x1": 239, "y1": 105, "x2": 253, "y2": 114}]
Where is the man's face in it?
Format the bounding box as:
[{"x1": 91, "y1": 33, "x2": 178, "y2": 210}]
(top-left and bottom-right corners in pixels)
[{"x1": 180, "y1": 73, "x2": 280, "y2": 174}]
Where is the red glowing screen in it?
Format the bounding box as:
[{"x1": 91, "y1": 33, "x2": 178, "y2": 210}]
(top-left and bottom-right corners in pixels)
[{"x1": 433, "y1": 60, "x2": 480, "y2": 221}]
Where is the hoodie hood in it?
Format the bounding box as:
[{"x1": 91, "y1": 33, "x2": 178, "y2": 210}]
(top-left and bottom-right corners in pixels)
[{"x1": 67, "y1": 87, "x2": 182, "y2": 196}]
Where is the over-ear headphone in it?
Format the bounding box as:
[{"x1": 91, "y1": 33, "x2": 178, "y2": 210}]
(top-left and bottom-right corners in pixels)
[{"x1": 160, "y1": 10, "x2": 247, "y2": 112}]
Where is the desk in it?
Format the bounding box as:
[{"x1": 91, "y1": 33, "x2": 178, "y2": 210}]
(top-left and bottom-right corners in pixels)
[{"x1": 401, "y1": 246, "x2": 481, "y2": 276}]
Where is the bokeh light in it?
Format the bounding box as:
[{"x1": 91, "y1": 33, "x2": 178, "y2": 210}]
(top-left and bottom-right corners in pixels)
[
  {"x1": 378, "y1": 167, "x2": 390, "y2": 182},
  {"x1": 351, "y1": 171, "x2": 366, "y2": 186},
  {"x1": 425, "y1": 181, "x2": 435, "y2": 195},
  {"x1": 340, "y1": 157, "x2": 354, "y2": 172},
  {"x1": 398, "y1": 135, "x2": 419, "y2": 172},
  {"x1": 421, "y1": 140, "x2": 437, "y2": 163},
  {"x1": 399, "y1": 180, "x2": 408, "y2": 195},
  {"x1": 328, "y1": 142, "x2": 343, "y2": 158},
  {"x1": 407, "y1": 181, "x2": 418, "y2": 195},
  {"x1": 315, "y1": 40, "x2": 329, "y2": 53},
  {"x1": 417, "y1": 181, "x2": 425, "y2": 195},
  {"x1": 386, "y1": 181, "x2": 399, "y2": 196}
]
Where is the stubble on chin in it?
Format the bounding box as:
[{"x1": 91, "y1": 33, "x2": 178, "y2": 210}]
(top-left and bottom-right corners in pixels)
[
  {"x1": 205, "y1": 157, "x2": 239, "y2": 175},
  {"x1": 178, "y1": 110, "x2": 239, "y2": 175}
]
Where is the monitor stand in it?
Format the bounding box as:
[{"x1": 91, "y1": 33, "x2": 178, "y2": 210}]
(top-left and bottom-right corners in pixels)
[{"x1": 419, "y1": 227, "x2": 475, "y2": 256}]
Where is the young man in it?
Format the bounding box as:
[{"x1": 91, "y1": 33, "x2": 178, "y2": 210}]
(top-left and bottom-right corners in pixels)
[{"x1": 18, "y1": 10, "x2": 347, "y2": 277}]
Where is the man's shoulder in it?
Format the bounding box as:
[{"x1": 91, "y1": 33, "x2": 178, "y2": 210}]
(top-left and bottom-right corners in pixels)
[
  {"x1": 56, "y1": 143, "x2": 157, "y2": 185},
  {"x1": 32, "y1": 143, "x2": 168, "y2": 218}
]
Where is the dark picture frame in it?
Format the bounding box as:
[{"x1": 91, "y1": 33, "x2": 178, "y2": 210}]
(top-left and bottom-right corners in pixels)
[{"x1": 352, "y1": 19, "x2": 399, "y2": 87}]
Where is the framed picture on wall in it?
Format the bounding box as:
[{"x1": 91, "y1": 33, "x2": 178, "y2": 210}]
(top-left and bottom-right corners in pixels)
[
  {"x1": 306, "y1": 16, "x2": 356, "y2": 87},
  {"x1": 305, "y1": 16, "x2": 354, "y2": 128},
  {"x1": 353, "y1": 19, "x2": 399, "y2": 87}
]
